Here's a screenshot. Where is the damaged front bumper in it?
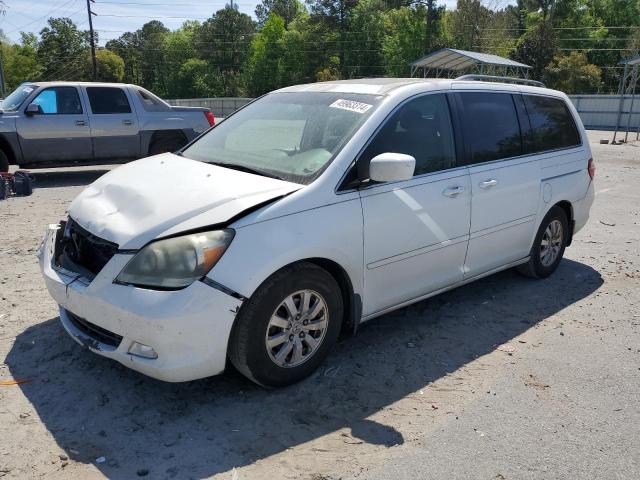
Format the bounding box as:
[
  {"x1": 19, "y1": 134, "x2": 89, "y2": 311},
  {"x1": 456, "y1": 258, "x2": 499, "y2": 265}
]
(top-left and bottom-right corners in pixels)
[{"x1": 38, "y1": 224, "x2": 243, "y2": 382}]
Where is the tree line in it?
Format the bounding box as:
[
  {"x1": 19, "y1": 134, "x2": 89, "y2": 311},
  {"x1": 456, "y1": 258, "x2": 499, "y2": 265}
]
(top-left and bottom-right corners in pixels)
[{"x1": 2, "y1": 0, "x2": 640, "y2": 98}]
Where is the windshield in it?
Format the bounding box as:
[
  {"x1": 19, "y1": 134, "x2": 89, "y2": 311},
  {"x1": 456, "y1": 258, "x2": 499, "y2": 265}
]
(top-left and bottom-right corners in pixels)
[
  {"x1": 181, "y1": 91, "x2": 382, "y2": 184},
  {"x1": 1, "y1": 84, "x2": 37, "y2": 112}
]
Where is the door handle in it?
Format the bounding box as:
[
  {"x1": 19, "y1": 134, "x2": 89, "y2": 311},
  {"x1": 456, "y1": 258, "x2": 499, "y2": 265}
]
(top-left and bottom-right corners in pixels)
[
  {"x1": 123, "y1": 119, "x2": 133, "y2": 126},
  {"x1": 442, "y1": 185, "x2": 464, "y2": 197},
  {"x1": 75, "y1": 120, "x2": 86, "y2": 126},
  {"x1": 479, "y1": 179, "x2": 498, "y2": 189}
]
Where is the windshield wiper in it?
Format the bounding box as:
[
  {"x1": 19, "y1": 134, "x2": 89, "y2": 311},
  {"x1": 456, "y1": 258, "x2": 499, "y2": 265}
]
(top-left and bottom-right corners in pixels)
[{"x1": 208, "y1": 162, "x2": 284, "y2": 181}]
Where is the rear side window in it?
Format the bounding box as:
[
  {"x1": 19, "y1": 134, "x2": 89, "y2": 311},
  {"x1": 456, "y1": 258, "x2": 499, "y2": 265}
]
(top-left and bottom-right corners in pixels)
[
  {"x1": 523, "y1": 95, "x2": 581, "y2": 152},
  {"x1": 457, "y1": 92, "x2": 522, "y2": 164},
  {"x1": 87, "y1": 87, "x2": 132, "y2": 114}
]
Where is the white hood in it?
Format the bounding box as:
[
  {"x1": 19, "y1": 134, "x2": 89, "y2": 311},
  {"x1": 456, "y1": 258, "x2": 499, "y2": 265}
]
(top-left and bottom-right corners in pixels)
[{"x1": 68, "y1": 154, "x2": 302, "y2": 249}]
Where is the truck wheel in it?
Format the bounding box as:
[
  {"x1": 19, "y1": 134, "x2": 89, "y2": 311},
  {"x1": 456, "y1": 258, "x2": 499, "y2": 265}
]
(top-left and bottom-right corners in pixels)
[
  {"x1": 228, "y1": 262, "x2": 343, "y2": 388},
  {"x1": 148, "y1": 134, "x2": 186, "y2": 156},
  {"x1": 517, "y1": 206, "x2": 569, "y2": 279},
  {"x1": 0, "y1": 150, "x2": 9, "y2": 173}
]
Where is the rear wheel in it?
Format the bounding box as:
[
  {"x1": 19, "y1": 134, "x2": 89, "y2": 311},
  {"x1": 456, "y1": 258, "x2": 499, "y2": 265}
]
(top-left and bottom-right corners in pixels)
[
  {"x1": 0, "y1": 150, "x2": 9, "y2": 173},
  {"x1": 517, "y1": 206, "x2": 568, "y2": 279},
  {"x1": 228, "y1": 262, "x2": 343, "y2": 388},
  {"x1": 148, "y1": 133, "x2": 186, "y2": 156}
]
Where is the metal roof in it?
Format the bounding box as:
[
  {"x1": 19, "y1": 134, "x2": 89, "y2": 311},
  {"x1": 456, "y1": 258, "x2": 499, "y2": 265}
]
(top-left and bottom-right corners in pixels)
[
  {"x1": 411, "y1": 48, "x2": 531, "y2": 71},
  {"x1": 619, "y1": 55, "x2": 640, "y2": 66}
]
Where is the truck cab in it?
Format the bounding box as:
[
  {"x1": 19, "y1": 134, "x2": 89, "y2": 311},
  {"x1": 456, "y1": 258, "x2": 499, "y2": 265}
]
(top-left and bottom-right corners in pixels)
[{"x1": 0, "y1": 82, "x2": 214, "y2": 171}]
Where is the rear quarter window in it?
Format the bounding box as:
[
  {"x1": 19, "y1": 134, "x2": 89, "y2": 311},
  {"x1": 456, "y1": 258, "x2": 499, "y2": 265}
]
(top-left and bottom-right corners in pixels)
[{"x1": 523, "y1": 95, "x2": 581, "y2": 152}]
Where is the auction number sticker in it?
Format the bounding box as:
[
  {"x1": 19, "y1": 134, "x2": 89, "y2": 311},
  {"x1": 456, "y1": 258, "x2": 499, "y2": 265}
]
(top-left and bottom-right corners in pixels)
[{"x1": 329, "y1": 99, "x2": 373, "y2": 114}]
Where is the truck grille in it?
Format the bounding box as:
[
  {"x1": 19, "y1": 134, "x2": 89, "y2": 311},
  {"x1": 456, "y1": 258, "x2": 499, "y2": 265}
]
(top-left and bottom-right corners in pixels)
[
  {"x1": 56, "y1": 218, "x2": 119, "y2": 277},
  {"x1": 66, "y1": 310, "x2": 123, "y2": 348}
]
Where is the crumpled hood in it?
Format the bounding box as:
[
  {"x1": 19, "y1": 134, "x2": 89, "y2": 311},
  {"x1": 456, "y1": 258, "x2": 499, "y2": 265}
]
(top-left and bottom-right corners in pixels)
[{"x1": 68, "y1": 154, "x2": 302, "y2": 249}]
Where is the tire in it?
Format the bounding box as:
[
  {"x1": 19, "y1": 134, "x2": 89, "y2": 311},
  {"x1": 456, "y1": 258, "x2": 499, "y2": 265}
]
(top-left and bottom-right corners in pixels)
[
  {"x1": 0, "y1": 150, "x2": 9, "y2": 173},
  {"x1": 148, "y1": 134, "x2": 186, "y2": 156},
  {"x1": 517, "y1": 206, "x2": 569, "y2": 279},
  {"x1": 228, "y1": 262, "x2": 343, "y2": 388}
]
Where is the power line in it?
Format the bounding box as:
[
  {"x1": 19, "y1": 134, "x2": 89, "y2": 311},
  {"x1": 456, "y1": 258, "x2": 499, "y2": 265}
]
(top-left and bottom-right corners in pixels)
[{"x1": 4, "y1": 0, "x2": 82, "y2": 35}]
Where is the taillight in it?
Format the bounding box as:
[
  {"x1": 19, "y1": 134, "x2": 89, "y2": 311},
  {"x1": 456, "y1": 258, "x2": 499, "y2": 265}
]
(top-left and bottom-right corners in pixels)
[
  {"x1": 588, "y1": 157, "x2": 595, "y2": 179},
  {"x1": 204, "y1": 111, "x2": 215, "y2": 127}
]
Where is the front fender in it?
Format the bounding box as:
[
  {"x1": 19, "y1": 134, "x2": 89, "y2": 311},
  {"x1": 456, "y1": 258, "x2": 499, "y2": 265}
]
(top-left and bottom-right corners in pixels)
[{"x1": 208, "y1": 197, "x2": 364, "y2": 302}]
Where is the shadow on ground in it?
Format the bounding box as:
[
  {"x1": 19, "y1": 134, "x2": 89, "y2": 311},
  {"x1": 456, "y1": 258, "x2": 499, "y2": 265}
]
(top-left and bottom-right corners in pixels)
[
  {"x1": 31, "y1": 169, "x2": 111, "y2": 189},
  {"x1": 7, "y1": 259, "x2": 602, "y2": 479}
]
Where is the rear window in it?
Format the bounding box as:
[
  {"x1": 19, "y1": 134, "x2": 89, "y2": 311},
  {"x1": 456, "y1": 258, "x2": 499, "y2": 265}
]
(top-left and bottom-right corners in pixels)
[
  {"x1": 458, "y1": 92, "x2": 523, "y2": 164},
  {"x1": 524, "y1": 95, "x2": 581, "y2": 152},
  {"x1": 87, "y1": 87, "x2": 132, "y2": 114}
]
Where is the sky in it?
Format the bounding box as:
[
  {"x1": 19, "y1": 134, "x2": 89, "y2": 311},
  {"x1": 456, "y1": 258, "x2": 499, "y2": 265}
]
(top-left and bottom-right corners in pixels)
[{"x1": 1, "y1": 0, "x2": 472, "y2": 46}]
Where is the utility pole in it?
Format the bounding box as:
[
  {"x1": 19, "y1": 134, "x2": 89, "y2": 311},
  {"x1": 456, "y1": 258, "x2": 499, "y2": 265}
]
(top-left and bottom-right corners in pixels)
[{"x1": 86, "y1": 0, "x2": 97, "y2": 80}]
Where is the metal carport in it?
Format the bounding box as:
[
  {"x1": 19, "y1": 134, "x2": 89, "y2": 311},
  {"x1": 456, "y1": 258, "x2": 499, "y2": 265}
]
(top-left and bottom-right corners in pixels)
[{"x1": 410, "y1": 48, "x2": 532, "y2": 79}]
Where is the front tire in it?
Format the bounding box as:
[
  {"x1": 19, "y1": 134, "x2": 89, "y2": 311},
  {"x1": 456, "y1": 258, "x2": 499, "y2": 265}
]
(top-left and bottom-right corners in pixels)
[
  {"x1": 228, "y1": 262, "x2": 343, "y2": 388},
  {"x1": 517, "y1": 206, "x2": 568, "y2": 279},
  {"x1": 0, "y1": 150, "x2": 9, "y2": 173}
]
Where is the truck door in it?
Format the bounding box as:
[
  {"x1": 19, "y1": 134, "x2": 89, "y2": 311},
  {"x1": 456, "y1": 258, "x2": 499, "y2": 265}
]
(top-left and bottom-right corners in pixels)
[
  {"x1": 16, "y1": 86, "x2": 92, "y2": 164},
  {"x1": 83, "y1": 86, "x2": 140, "y2": 160}
]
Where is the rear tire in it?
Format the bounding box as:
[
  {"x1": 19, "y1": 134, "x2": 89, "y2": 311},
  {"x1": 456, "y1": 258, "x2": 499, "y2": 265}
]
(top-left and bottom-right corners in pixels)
[
  {"x1": 0, "y1": 150, "x2": 9, "y2": 173},
  {"x1": 517, "y1": 206, "x2": 568, "y2": 279},
  {"x1": 148, "y1": 134, "x2": 187, "y2": 156},
  {"x1": 228, "y1": 262, "x2": 343, "y2": 388}
]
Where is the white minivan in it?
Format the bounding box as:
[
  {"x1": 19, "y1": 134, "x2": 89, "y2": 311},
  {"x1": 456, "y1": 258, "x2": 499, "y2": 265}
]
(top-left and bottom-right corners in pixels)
[{"x1": 39, "y1": 77, "x2": 595, "y2": 387}]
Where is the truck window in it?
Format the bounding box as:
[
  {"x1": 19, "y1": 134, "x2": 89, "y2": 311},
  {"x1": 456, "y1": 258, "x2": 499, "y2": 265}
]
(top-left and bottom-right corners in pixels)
[
  {"x1": 457, "y1": 92, "x2": 523, "y2": 164},
  {"x1": 523, "y1": 95, "x2": 581, "y2": 152},
  {"x1": 136, "y1": 88, "x2": 171, "y2": 112},
  {"x1": 31, "y1": 87, "x2": 83, "y2": 115},
  {"x1": 87, "y1": 87, "x2": 132, "y2": 114}
]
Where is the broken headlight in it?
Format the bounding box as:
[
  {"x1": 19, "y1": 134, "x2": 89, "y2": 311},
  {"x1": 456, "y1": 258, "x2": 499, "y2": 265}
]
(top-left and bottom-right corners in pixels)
[{"x1": 116, "y1": 229, "x2": 234, "y2": 289}]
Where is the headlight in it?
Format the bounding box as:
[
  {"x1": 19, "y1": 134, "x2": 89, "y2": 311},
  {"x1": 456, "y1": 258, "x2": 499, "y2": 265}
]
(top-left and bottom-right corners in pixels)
[{"x1": 116, "y1": 229, "x2": 234, "y2": 289}]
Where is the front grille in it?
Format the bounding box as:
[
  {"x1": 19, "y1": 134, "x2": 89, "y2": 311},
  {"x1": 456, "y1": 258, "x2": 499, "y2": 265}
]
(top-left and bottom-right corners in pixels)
[
  {"x1": 66, "y1": 310, "x2": 123, "y2": 348},
  {"x1": 56, "y1": 218, "x2": 119, "y2": 277}
]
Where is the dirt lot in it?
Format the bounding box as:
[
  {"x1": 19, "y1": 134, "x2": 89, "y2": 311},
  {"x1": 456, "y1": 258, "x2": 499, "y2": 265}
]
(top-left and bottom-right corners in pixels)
[{"x1": 1, "y1": 132, "x2": 639, "y2": 480}]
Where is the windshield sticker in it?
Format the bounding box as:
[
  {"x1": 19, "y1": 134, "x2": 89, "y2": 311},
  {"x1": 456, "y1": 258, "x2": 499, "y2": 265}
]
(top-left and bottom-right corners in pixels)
[
  {"x1": 22, "y1": 86, "x2": 34, "y2": 94},
  {"x1": 329, "y1": 99, "x2": 372, "y2": 114}
]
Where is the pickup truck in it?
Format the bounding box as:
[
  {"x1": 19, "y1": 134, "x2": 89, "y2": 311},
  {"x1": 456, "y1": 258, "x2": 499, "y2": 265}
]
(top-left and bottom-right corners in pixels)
[{"x1": 0, "y1": 81, "x2": 215, "y2": 172}]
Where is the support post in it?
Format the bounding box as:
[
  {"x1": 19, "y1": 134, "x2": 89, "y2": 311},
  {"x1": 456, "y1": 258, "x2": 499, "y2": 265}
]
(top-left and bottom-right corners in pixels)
[
  {"x1": 624, "y1": 65, "x2": 638, "y2": 143},
  {"x1": 613, "y1": 63, "x2": 630, "y2": 143}
]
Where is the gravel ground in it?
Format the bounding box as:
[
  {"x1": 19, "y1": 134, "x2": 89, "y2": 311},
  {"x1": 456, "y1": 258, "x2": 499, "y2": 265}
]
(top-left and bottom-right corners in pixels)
[{"x1": 0, "y1": 132, "x2": 638, "y2": 480}]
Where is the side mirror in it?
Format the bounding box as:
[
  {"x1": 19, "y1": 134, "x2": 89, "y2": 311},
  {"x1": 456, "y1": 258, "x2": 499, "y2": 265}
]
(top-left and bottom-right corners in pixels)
[
  {"x1": 369, "y1": 153, "x2": 415, "y2": 183},
  {"x1": 25, "y1": 103, "x2": 41, "y2": 116}
]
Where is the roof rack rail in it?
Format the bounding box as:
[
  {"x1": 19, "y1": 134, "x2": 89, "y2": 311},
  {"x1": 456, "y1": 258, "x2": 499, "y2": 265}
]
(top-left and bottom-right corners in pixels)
[{"x1": 455, "y1": 74, "x2": 545, "y2": 88}]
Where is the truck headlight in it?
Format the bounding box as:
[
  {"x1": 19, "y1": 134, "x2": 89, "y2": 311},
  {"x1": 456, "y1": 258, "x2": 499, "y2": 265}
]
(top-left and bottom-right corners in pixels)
[{"x1": 116, "y1": 229, "x2": 234, "y2": 289}]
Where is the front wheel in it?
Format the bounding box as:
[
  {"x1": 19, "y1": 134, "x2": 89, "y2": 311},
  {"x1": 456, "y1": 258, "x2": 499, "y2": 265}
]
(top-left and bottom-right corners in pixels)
[
  {"x1": 228, "y1": 262, "x2": 343, "y2": 387},
  {"x1": 0, "y1": 150, "x2": 9, "y2": 173},
  {"x1": 517, "y1": 206, "x2": 568, "y2": 279}
]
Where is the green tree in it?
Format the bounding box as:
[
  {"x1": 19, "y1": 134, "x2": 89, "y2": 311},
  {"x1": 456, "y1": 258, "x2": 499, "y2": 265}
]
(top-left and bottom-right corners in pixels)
[
  {"x1": 512, "y1": 20, "x2": 557, "y2": 81},
  {"x1": 37, "y1": 18, "x2": 90, "y2": 80},
  {"x1": 106, "y1": 32, "x2": 142, "y2": 84},
  {"x1": 382, "y1": 6, "x2": 427, "y2": 77},
  {"x1": 164, "y1": 21, "x2": 200, "y2": 96},
  {"x1": 344, "y1": 0, "x2": 386, "y2": 78},
  {"x1": 307, "y1": 0, "x2": 358, "y2": 77},
  {"x1": 197, "y1": 7, "x2": 256, "y2": 96},
  {"x1": 1, "y1": 33, "x2": 40, "y2": 89},
  {"x1": 82, "y1": 49, "x2": 125, "y2": 82},
  {"x1": 544, "y1": 51, "x2": 602, "y2": 93},
  {"x1": 255, "y1": 0, "x2": 305, "y2": 27},
  {"x1": 246, "y1": 14, "x2": 287, "y2": 95}
]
